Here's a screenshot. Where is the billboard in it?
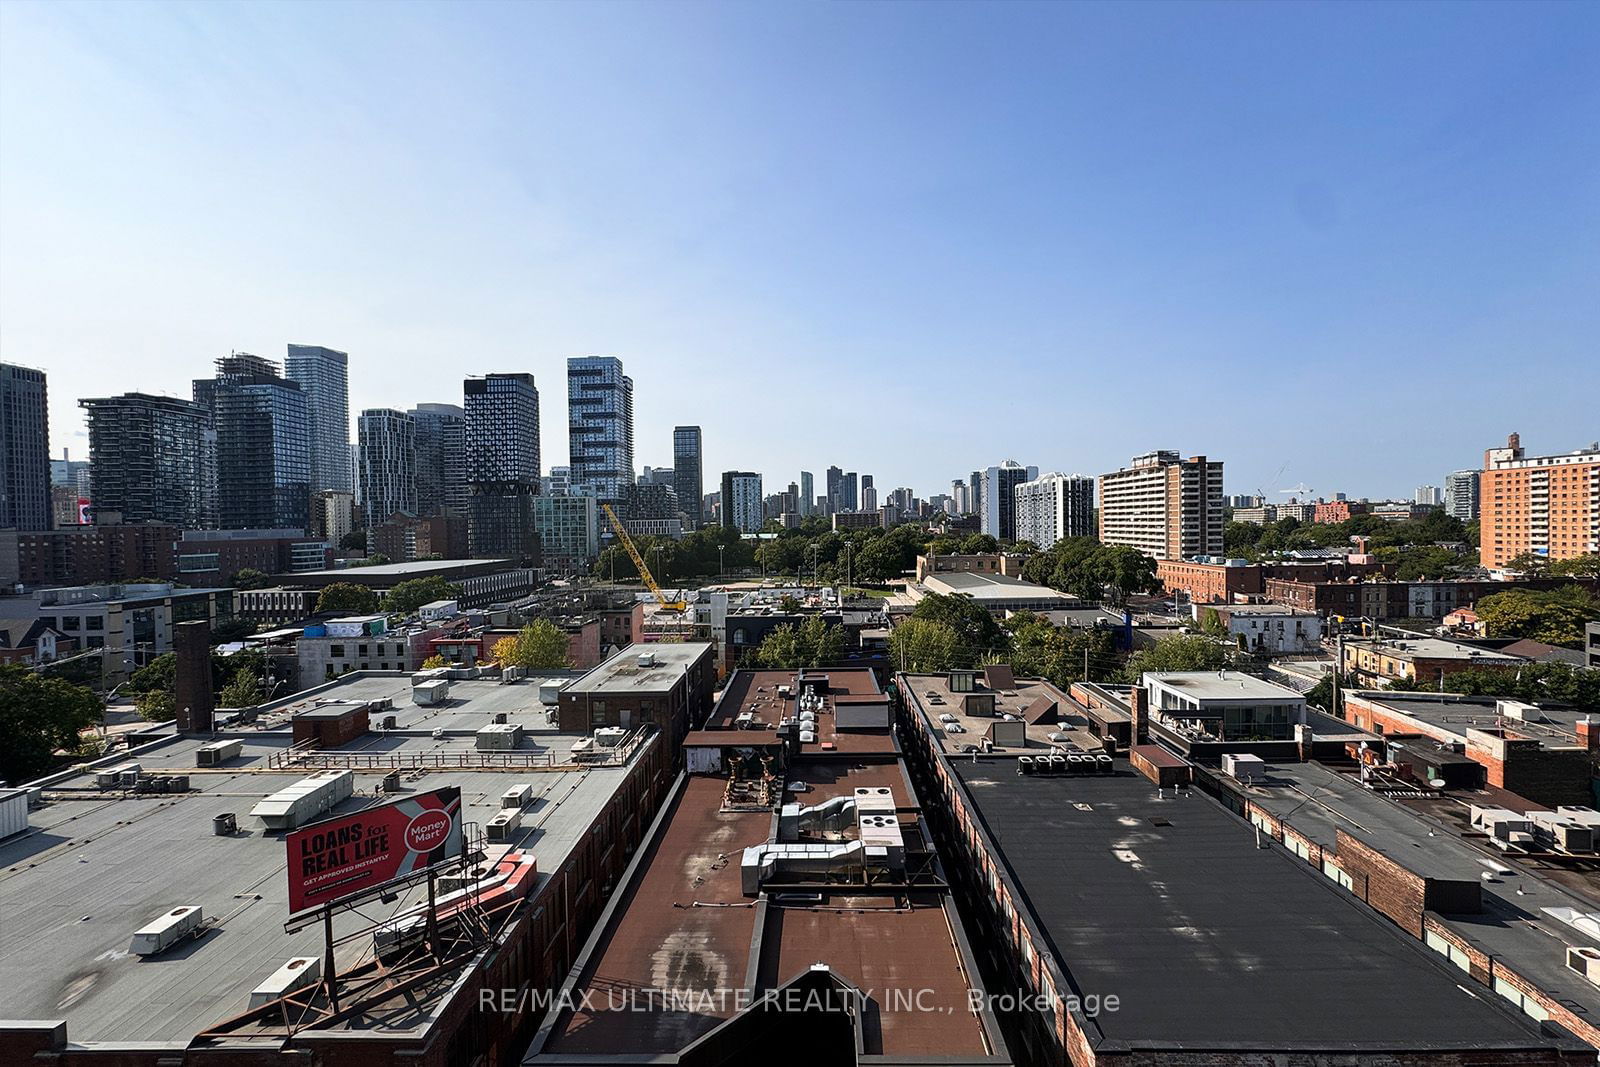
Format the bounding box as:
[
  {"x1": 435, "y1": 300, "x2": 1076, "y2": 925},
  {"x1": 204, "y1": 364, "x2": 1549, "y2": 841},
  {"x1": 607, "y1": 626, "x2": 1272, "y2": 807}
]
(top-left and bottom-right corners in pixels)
[{"x1": 285, "y1": 787, "x2": 463, "y2": 914}]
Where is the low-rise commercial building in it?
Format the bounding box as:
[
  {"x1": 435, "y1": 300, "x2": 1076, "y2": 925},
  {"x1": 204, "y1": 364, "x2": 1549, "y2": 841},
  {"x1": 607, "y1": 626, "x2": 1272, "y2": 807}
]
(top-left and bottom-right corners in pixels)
[
  {"x1": 895, "y1": 670, "x2": 1588, "y2": 1065},
  {"x1": 914, "y1": 551, "x2": 1028, "y2": 583},
  {"x1": 1265, "y1": 576, "x2": 1599, "y2": 621},
  {"x1": 556, "y1": 642, "x2": 715, "y2": 750},
  {"x1": 907, "y1": 570, "x2": 1074, "y2": 614},
  {"x1": 0, "y1": 582, "x2": 234, "y2": 682},
  {"x1": 234, "y1": 586, "x2": 322, "y2": 626},
  {"x1": 276, "y1": 557, "x2": 537, "y2": 608},
  {"x1": 1195, "y1": 602, "x2": 1323, "y2": 653},
  {"x1": 1157, "y1": 556, "x2": 1392, "y2": 604},
  {"x1": 1342, "y1": 690, "x2": 1598, "y2": 806},
  {"x1": 177, "y1": 527, "x2": 332, "y2": 584},
  {"x1": 1341, "y1": 635, "x2": 1526, "y2": 687}
]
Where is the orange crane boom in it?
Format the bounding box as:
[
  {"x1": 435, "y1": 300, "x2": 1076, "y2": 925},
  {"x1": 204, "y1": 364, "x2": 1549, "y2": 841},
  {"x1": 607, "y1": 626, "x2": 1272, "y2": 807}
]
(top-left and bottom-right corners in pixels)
[{"x1": 600, "y1": 503, "x2": 687, "y2": 612}]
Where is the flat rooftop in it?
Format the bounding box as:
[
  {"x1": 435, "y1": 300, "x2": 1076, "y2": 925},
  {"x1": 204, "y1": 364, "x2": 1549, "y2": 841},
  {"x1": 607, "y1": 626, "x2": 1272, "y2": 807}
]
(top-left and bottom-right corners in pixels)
[
  {"x1": 1347, "y1": 636, "x2": 1525, "y2": 663},
  {"x1": 285, "y1": 559, "x2": 514, "y2": 579},
  {"x1": 694, "y1": 668, "x2": 897, "y2": 756},
  {"x1": 1350, "y1": 690, "x2": 1590, "y2": 748},
  {"x1": 1143, "y1": 669, "x2": 1305, "y2": 703},
  {"x1": 902, "y1": 673, "x2": 1105, "y2": 755},
  {"x1": 920, "y1": 570, "x2": 1070, "y2": 601},
  {"x1": 1231, "y1": 759, "x2": 1600, "y2": 1028},
  {"x1": 533, "y1": 762, "x2": 1001, "y2": 1062},
  {"x1": 951, "y1": 760, "x2": 1563, "y2": 1053},
  {"x1": 562, "y1": 642, "x2": 712, "y2": 695},
  {"x1": 0, "y1": 674, "x2": 635, "y2": 1046}
]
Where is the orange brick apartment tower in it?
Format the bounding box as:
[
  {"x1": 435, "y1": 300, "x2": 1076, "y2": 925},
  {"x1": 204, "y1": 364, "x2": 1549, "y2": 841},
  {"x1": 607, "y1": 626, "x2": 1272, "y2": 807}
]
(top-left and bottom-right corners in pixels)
[{"x1": 1480, "y1": 433, "x2": 1600, "y2": 569}]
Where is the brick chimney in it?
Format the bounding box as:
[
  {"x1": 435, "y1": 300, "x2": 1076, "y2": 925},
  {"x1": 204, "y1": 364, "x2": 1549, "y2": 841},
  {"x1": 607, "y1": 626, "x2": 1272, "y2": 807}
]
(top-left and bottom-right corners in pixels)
[
  {"x1": 1578, "y1": 716, "x2": 1599, "y2": 754},
  {"x1": 174, "y1": 620, "x2": 215, "y2": 734},
  {"x1": 1129, "y1": 685, "x2": 1149, "y2": 745}
]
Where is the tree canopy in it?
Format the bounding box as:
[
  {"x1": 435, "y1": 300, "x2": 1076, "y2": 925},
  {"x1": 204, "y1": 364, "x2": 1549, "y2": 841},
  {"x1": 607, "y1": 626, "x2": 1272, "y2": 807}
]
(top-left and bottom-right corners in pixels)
[
  {"x1": 1424, "y1": 662, "x2": 1600, "y2": 714},
  {"x1": 754, "y1": 616, "x2": 846, "y2": 670},
  {"x1": 218, "y1": 667, "x2": 265, "y2": 709},
  {"x1": 887, "y1": 618, "x2": 962, "y2": 673},
  {"x1": 316, "y1": 582, "x2": 379, "y2": 614},
  {"x1": 381, "y1": 576, "x2": 462, "y2": 615},
  {"x1": 231, "y1": 567, "x2": 271, "y2": 590},
  {"x1": 1475, "y1": 586, "x2": 1600, "y2": 648},
  {"x1": 1019, "y1": 538, "x2": 1159, "y2": 604},
  {"x1": 0, "y1": 664, "x2": 102, "y2": 783},
  {"x1": 1006, "y1": 611, "x2": 1118, "y2": 687},
  {"x1": 492, "y1": 620, "x2": 572, "y2": 670},
  {"x1": 1120, "y1": 634, "x2": 1231, "y2": 682}
]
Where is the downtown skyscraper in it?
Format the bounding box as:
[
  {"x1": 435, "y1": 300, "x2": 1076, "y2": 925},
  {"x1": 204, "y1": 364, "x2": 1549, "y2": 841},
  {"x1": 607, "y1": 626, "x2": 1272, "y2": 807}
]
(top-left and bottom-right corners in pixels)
[
  {"x1": 464, "y1": 373, "x2": 540, "y2": 561},
  {"x1": 194, "y1": 353, "x2": 311, "y2": 531},
  {"x1": 410, "y1": 403, "x2": 467, "y2": 517},
  {"x1": 0, "y1": 362, "x2": 51, "y2": 530},
  {"x1": 673, "y1": 425, "x2": 703, "y2": 528},
  {"x1": 284, "y1": 344, "x2": 352, "y2": 495},
  {"x1": 357, "y1": 408, "x2": 417, "y2": 527},
  {"x1": 567, "y1": 356, "x2": 633, "y2": 504},
  {"x1": 79, "y1": 392, "x2": 210, "y2": 528}
]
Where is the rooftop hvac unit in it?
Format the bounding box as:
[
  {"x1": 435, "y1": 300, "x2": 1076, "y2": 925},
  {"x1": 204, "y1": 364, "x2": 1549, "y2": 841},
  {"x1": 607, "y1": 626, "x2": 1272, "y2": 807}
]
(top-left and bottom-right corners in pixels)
[
  {"x1": 382, "y1": 714, "x2": 398, "y2": 730},
  {"x1": 413, "y1": 679, "x2": 450, "y2": 706},
  {"x1": 381, "y1": 771, "x2": 402, "y2": 793},
  {"x1": 1497, "y1": 699, "x2": 1542, "y2": 723},
  {"x1": 570, "y1": 737, "x2": 596, "y2": 759},
  {"x1": 493, "y1": 712, "x2": 509, "y2": 724},
  {"x1": 197, "y1": 739, "x2": 243, "y2": 767},
  {"x1": 800, "y1": 729, "x2": 817, "y2": 744},
  {"x1": 1049, "y1": 754, "x2": 1067, "y2": 775},
  {"x1": 594, "y1": 727, "x2": 627, "y2": 749},
  {"x1": 96, "y1": 762, "x2": 141, "y2": 789},
  {"x1": 249, "y1": 957, "x2": 323, "y2": 1009},
  {"x1": 249, "y1": 771, "x2": 355, "y2": 830},
  {"x1": 212, "y1": 812, "x2": 237, "y2": 836},
  {"x1": 431, "y1": 727, "x2": 445, "y2": 740},
  {"x1": 1095, "y1": 753, "x2": 1115, "y2": 775},
  {"x1": 486, "y1": 809, "x2": 522, "y2": 841},
  {"x1": 637, "y1": 652, "x2": 658, "y2": 668},
  {"x1": 502, "y1": 784, "x2": 533, "y2": 809},
  {"x1": 1017, "y1": 756, "x2": 1035, "y2": 776},
  {"x1": 1567, "y1": 946, "x2": 1600, "y2": 987},
  {"x1": 736, "y1": 712, "x2": 757, "y2": 729},
  {"x1": 938, "y1": 713, "x2": 957, "y2": 724},
  {"x1": 130, "y1": 905, "x2": 204, "y2": 956},
  {"x1": 475, "y1": 723, "x2": 524, "y2": 751}
]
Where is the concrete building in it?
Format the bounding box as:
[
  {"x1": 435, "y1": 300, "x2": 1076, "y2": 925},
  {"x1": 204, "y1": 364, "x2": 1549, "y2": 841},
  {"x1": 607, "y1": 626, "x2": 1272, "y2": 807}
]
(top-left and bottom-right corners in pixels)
[
  {"x1": 1099, "y1": 450, "x2": 1224, "y2": 559},
  {"x1": 1013, "y1": 471, "x2": 1094, "y2": 548},
  {"x1": 283, "y1": 343, "x2": 352, "y2": 496},
  {"x1": 194, "y1": 354, "x2": 312, "y2": 532},
  {"x1": 369, "y1": 512, "x2": 467, "y2": 562},
  {"x1": 720, "y1": 470, "x2": 763, "y2": 533},
  {"x1": 1445, "y1": 469, "x2": 1480, "y2": 521},
  {"x1": 1314, "y1": 499, "x2": 1367, "y2": 523},
  {"x1": 409, "y1": 402, "x2": 467, "y2": 517},
  {"x1": 909, "y1": 570, "x2": 1076, "y2": 614},
  {"x1": 672, "y1": 425, "x2": 703, "y2": 528},
  {"x1": 277, "y1": 558, "x2": 536, "y2": 609},
  {"x1": 0, "y1": 670, "x2": 676, "y2": 1067},
  {"x1": 894, "y1": 670, "x2": 1586, "y2": 1065},
  {"x1": 1195, "y1": 603, "x2": 1323, "y2": 653},
  {"x1": 0, "y1": 581, "x2": 234, "y2": 681},
  {"x1": 308, "y1": 489, "x2": 355, "y2": 546},
  {"x1": 798, "y1": 470, "x2": 813, "y2": 518},
  {"x1": 464, "y1": 373, "x2": 541, "y2": 562},
  {"x1": 356, "y1": 408, "x2": 417, "y2": 528},
  {"x1": 914, "y1": 552, "x2": 1029, "y2": 583},
  {"x1": 1481, "y1": 433, "x2": 1600, "y2": 569},
  {"x1": 532, "y1": 494, "x2": 599, "y2": 574},
  {"x1": 831, "y1": 509, "x2": 885, "y2": 531},
  {"x1": 979, "y1": 459, "x2": 1036, "y2": 541},
  {"x1": 0, "y1": 362, "x2": 52, "y2": 531},
  {"x1": 1415, "y1": 485, "x2": 1444, "y2": 506},
  {"x1": 566, "y1": 355, "x2": 633, "y2": 505},
  {"x1": 296, "y1": 613, "x2": 458, "y2": 681},
  {"x1": 79, "y1": 393, "x2": 210, "y2": 528}
]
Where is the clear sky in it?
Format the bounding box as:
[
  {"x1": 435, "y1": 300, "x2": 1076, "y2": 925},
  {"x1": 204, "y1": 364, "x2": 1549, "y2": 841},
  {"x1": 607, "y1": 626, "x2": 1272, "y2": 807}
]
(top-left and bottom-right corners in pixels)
[{"x1": 2, "y1": 0, "x2": 1596, "y2": 503}]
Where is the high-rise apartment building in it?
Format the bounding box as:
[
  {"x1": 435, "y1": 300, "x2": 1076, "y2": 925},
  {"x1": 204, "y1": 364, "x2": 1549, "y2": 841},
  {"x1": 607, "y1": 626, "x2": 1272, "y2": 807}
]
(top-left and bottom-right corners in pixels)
[
  {"x1": 673, "y1": 426, "x2": 703, "y2": 528},
  {"x1": 410, "y1": 403, "x2": 466, "y2": 517},
  {"x1": 532, "y1": 494, "x2": 599, "y2": 574},
  {"x1": 1098, "y1": 451, "x2": 1224, "y2": 560},
  {"x1": 860, "y1": 475, "x2": 877, "y2": 514},
  {"x1": 825, "y1": 466, "x2": 844, "y2": 515},
  {"x1": 0, "y1": 362, "x2": 51, "y2": 531},
  {"x1": 79, "y1": 393, "x2": 209, "y2": 527},
  {"x1": 542, "y1": 466, "x2": 571, "y2": 497},
  {"x1": 357, "y1": 409, "x2": 417, "y2": 528},
  {"x1": 842, "y1": 472, "x2": 859, "y2": 512},
  {"x1": 1414, "y1": 485, "x2": 1443, "y2": 507},
  {"x1": 1014, "y1": 473, "x2": 1095, "y2": 549},
  {"x1": 1444, "y1": 469, "x2": 1480, "y2": 522},
  {"x1": 567, "y1": 356, "x2": 633, "y2": 505},
  {"x1": 195, "y1": 353, "x2": 311, "y2": 531},
  {"x1": 969, "y1": 470, "x2": 984, "y2": 519},
  {"x1": 720, "y1": 471, "x2": 764, "y2": 534},
  {"x1": 799, "y1": 471, "x2": 814, "y2": 518},
  {"x1": 1480, "y1": 433, "x2": 1600, "y2": 569},
  {"x1": 311, "y1": 490, "x2": 356, "y2": 545},
  {"x1": 284, "y1": 344, "x2": 352, "y2": 496},
  {"x1": 980, "y1": 460, "x2": 1037, "y2": 541},
  {"x1": 464, "y1": 373, "x2": 541, "y2": 561}
]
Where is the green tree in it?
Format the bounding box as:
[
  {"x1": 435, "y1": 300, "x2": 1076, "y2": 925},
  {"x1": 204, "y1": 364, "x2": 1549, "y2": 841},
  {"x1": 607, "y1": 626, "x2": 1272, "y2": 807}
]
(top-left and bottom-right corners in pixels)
[
  {"x1": 1121, "y1": 634, "x2": 1231, "y2": 681},
  {"x1": 231, "y1": 567, "x2": 271, "y2": 590},
  {"x1": 1428, "y1": 662, "x2": 1600, "y2": 713},
  {"x1": 218, "y1": 667, "x2": 265, "y2": 708},
  {"x1": 316, "y1": 582, "x2": 380, "y2": 614},
  {"x1": 959, "y1": 533, "x2": 1000, "y2": 554},
  {"x1": 493, "y1": 620, "x2": 572, "y2": 670},
  {"x1": 1502, "y1": 552, "x2": 1551, "y2": 576},
  {"x1": 381, "y1": 576, "x2": 463, "y2": 614},
  {"x1": 339, "y1": 529, "x2": 368, "y2": 552},
  {"x1": 209, "y1": 618, "x2": 256, "y2": 644},
  {"x1": 888, "y1": 618, "x2": 962, "y2": 672},
  {"x1": 1093, "y1": 545, "x2": 1159, "y2": 605},
  {"x1": 135, "y1": 688, "x2": 175, "y2": 721},
  {"x1": 421, "y1": 654, "x2": 448, "y2": 669},
  {"x1": 125, "y1": 652, "x2": 177, "y2": 694},
  {"x1": 0, "y1": 665, "x2": 103, "y2": 784},
  {"x1": 755, "y1": 616, "x2": 846, "y2": 669},
  {"x1": 1475, "y1": 587, "x2": 1600, "y2": 648},
  {"x1": 1551, "y1": 553, "x2": 1600, "y2": 578},
  {"x1": 910, "y1": 592, "x2": 1007, "y2": 659},
  {"x1": 1007, "y1": 612, "x2": 1118, "y2": 687}
]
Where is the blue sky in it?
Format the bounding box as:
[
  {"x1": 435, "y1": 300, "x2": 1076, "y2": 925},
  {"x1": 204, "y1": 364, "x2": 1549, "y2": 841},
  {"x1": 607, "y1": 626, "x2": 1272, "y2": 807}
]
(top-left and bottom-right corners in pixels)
[{"x1": 2, "y1": 0, "x2": 1595, "y2": 502}]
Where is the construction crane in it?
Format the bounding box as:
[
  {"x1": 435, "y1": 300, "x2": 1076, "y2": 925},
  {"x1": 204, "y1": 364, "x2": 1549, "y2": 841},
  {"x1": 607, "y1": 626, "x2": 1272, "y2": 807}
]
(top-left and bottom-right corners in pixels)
[{"x1": 601, "y1": 503, "x2": 688, "y2": 613}]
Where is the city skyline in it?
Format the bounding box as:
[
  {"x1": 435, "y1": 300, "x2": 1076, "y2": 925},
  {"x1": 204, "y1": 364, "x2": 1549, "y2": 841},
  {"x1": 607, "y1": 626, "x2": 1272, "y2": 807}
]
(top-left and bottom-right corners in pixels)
[{"x1": 3, "y1": 2, "x2": 1595, "y2": 500}]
